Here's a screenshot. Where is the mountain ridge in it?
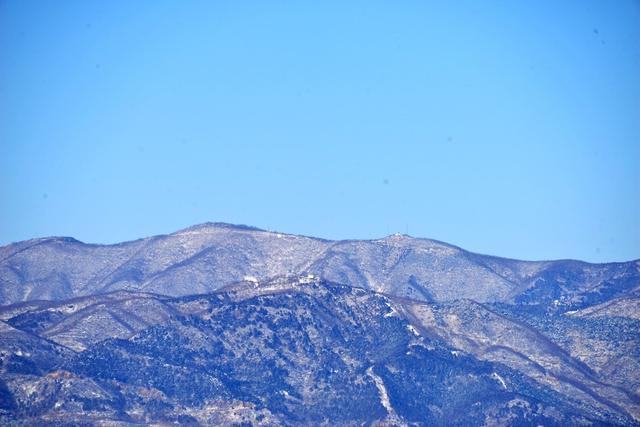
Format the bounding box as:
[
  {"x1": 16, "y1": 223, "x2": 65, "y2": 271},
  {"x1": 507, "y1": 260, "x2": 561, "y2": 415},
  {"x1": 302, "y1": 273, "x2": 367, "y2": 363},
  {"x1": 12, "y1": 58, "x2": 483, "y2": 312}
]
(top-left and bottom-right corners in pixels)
[
  {"x1": 2, "y1": 275, "x2": 638, "y2": 425},
  {"x1": 1, "y1": 222, "x2": 639, "y2": 307},
  {"x1": 1, "y1": 224, "x2": 639, "y2": 425},
  {"x1": 4, "y1": 221, "x2": 638, "y2": 264}
]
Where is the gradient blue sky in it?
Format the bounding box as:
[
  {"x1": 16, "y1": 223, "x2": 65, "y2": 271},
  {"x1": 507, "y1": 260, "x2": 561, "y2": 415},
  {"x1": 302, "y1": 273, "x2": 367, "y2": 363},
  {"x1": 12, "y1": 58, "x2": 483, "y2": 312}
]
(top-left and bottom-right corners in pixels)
[{"x1": 1, "y1": 1, "x2": 639, "y2": 262}]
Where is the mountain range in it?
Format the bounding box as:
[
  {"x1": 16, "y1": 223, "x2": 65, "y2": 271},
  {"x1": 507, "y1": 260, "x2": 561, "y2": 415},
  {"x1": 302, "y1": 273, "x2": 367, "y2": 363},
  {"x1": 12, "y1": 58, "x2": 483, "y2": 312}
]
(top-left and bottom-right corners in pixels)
[{"x1": 1, "y1": 223, "x2": 639, "y2": 425}]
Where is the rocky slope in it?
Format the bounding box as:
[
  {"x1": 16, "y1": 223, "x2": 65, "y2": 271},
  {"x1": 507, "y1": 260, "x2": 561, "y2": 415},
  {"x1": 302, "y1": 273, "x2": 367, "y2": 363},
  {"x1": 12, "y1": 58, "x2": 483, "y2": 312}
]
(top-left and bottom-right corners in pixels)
[
  {"x1": 1, "y1": 277, "x2": 637, "y2": 425},
  {"x1": 1, "y1": 224, "x2": 639, "y2": 425},
  {"x1": 2, "y1": 223, "x2": 638, "y2": 307}
]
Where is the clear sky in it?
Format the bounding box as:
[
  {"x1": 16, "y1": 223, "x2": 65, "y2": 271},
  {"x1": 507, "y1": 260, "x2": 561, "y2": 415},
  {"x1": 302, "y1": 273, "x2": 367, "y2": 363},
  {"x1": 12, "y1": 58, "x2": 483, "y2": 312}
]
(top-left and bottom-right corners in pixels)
[{"x1": 1, "y1": 1, "x2": 639, "y2": 262}]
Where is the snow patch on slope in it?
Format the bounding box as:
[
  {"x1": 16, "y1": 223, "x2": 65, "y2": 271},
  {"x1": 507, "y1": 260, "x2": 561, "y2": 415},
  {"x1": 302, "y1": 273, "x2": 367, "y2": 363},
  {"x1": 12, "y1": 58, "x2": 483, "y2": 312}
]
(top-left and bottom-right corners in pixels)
[{"x1": 366, "y1": 366, "x2": 406, "y2": 426}]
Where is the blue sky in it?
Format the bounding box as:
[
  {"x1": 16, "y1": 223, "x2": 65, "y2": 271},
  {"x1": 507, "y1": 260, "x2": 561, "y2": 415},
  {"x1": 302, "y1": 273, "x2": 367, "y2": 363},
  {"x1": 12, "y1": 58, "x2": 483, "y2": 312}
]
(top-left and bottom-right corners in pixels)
[{"x1": 1, "y1": 0, "x2": 639, "y2": 262}]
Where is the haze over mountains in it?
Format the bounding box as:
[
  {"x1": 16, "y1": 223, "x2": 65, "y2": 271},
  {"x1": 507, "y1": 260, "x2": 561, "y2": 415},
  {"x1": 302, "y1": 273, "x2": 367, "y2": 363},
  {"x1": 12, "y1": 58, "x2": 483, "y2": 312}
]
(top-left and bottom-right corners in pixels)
[
  {"x1": 1, "y1": 223, "x2": 639, "y2": 425},
  {"x1": 2, "y1": 222, "x2": 638, "y2": 307}
]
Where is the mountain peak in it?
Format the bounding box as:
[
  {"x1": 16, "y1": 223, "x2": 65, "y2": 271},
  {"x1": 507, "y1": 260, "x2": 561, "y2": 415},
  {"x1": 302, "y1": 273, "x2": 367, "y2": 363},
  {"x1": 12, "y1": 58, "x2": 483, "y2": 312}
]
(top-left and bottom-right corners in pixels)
[
  {"x1": 27, "y1": 236, "x2": 84, "y2": 246},
  {"x1": 173, "y1": 222, "x2": 265, "y2": 235},
  {"x1": 382, "y1": 233, "x2": 413, "y2": 241}
]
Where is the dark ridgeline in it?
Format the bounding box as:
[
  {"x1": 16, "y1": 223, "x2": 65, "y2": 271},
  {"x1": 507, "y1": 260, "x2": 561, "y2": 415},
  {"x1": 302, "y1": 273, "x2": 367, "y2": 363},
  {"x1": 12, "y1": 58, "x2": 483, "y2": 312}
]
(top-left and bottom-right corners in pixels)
[{"x1": 1, "y1": 223, "x2": 639, "y2": 425}]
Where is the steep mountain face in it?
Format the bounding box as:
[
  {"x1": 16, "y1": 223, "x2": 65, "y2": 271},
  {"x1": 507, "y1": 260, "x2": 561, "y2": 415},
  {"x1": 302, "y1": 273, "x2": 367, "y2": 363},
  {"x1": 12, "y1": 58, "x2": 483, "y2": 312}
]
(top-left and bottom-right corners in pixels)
[
  {"x1": 1, "y1": 224, "x2": 639, "y2": 425},
  {"x1": 1, "y1": 278, "x2": 635, "y2": 426},
  {"x1": 1, "y1": 223, "x2": 638, "y2": 307}
]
